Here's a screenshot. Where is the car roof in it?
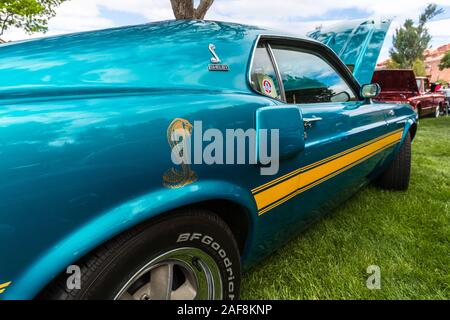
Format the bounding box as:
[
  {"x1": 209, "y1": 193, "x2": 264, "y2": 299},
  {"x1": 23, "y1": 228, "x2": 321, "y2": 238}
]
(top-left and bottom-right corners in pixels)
[
  {"x1": 0, "y1": 20, "x2": 312, "y2": 48},
  {"x1": 0, "y1": 20, "x2": 322, "y2": 96}
]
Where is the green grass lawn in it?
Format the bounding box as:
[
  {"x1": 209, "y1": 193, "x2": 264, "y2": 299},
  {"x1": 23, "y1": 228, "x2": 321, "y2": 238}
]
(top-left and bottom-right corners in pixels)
[{"x1": 242, "y1": 117, "x2": 450, "y2": 300}]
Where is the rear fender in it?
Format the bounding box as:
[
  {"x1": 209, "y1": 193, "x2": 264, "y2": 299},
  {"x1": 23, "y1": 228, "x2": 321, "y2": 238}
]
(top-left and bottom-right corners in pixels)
[{"x1": 3, "y1": 180, "x2": 257, "y2": 300}]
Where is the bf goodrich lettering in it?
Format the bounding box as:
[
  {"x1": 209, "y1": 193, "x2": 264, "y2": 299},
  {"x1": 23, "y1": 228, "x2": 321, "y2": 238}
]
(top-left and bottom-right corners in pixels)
[{"x1": 177, "y1": 233, "x2": 235, "y2": 299}]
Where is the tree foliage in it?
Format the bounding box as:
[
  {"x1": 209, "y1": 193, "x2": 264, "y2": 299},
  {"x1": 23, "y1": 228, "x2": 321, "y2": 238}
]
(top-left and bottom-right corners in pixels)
[
  {"x1": 412, "y1": 59, "x2": 427, "y2": 76},
  {"x1": 384, "y1": 59, "x2": 400, "y2": 69},
  {"x1": 170, "y1": 0, "x2": 214, "y2": 19},
  {"x1": 0, "y1": 0, "x2": 67, "y2": 36},
  {"x1": 439, "y1": 51, "x2": 450, "y2": 70},
  {"x1": 390, "y1": 4, "x2": 443, "y2": 68},
  {"x1": 382, "y1": 59, "x2": 426, "y2": 77}
]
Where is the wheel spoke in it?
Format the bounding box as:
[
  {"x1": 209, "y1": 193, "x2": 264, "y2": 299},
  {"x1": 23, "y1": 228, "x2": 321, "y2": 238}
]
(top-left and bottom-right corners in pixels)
[
  {"x1": 132, "y1": 282, "x2": 152, "y2": 300},
  {"x1": 114, "y1": 248, "x2": 223, "y2": 301},
  {"x1": 149, "y1": 263, "x2": 173, "y2": 300},
  {"x1": 170, "y1": 279, "x2": 197, "y2": 300}
]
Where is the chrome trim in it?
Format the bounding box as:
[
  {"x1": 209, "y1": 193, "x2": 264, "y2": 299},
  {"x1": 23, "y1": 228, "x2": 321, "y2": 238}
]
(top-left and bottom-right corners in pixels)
[
  {"x1": 246, "y1": 33, "x2": 362, "y2": 103},
  {"x1": 114, "y1": 247, "x2": 223, "y2": 300},
  {"x1": 304, "y1": 117, "x2": 323, "y2": 129},
  {"x1": 247, "y1": 35, "x2": 266, "y2": 99},
  {"x1": 304, "y1": 117, "x2": 323, "y2": 122},
  {"x1": 247, "y1": 35, "x2": 285, "y2": 103},
  {"x1": 209, "y1": 44, "x2": 221, "y2": 64},
  {"x1": 266, "y1": 43, "x2": 287, "y2": 102}
]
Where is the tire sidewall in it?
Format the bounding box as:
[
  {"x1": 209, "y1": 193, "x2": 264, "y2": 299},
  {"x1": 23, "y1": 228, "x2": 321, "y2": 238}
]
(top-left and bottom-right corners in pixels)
[{"x1": 76, "y1": 213, "x2": 241, "y2": 300}]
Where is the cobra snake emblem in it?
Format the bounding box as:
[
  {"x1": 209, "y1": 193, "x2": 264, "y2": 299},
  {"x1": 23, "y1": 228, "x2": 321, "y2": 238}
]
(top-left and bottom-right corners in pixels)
[{"x1": 163, "y1": 118, "x2": 197, "y2": 189}]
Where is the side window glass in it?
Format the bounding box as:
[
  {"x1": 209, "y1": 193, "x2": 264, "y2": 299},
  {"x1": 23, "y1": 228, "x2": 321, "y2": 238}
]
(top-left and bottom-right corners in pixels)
[
  {"x1": 271, "y1": 45, "x2": 356, "y2": 104},
  {"x1": 250, "y1": 43, "x2": 282, "y2": 100},
  {"x1": 416, "y1": 79, "x2": 422, "y2": 92},
  {"x1": 424, "y1": 79, "x2": 430, "y2": 92}
]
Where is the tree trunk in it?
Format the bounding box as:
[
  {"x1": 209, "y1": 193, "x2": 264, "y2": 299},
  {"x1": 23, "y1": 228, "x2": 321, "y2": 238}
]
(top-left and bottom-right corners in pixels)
[
  {"x1": 194, "y1": 0, "x2": 214, "y2": 19},
  {"x1": 170, "y1": 0, "x2": 214, "y2": 20}
]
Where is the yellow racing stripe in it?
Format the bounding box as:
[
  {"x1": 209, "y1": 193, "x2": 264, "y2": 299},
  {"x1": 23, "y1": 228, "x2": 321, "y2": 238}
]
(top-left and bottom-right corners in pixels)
[
  {"x1": 251, "y1": 128, "x2": 403, "y2": 194},
  {"x1": 257, "y1": 140, "x2": 399, "y2": 215},
  {"x1": 0, "y1": 281, "x2": 11, "y2": 294},
  {"x1": 254, "y1": 129, "x2": 403, "y2": 215}
]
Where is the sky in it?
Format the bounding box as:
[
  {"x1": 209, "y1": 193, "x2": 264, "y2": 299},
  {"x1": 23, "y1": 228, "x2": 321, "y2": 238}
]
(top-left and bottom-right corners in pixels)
[{"x1": 3, "y1": 0, "x2": 450, "y2": 62}]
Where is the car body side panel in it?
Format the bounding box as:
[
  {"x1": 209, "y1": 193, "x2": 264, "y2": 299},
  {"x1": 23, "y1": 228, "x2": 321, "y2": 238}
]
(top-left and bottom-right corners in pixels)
[
  {"x1": 0, "y1": 21, "x2": 418, "y2": 300},
  {"x1": 243, "y1": 100, "x2": 415, "y2": 266},
  {"x1": 0, "y1": 92, "x2": 277, "y2": 299},
  {"x1": 0, "y1": 93, "x2": 416, "y2": 300}
]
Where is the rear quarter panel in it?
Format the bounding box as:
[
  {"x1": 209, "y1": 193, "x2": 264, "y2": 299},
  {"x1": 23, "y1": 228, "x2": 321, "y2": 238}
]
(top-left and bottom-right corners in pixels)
[{"x1": 0, "y1": 91, "x2": 276, "y2": 299}]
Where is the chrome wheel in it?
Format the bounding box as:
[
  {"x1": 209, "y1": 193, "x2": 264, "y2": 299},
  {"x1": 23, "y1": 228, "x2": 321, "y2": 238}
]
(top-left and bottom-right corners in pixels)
[{"x1": 114, "y1": 247, "x2": 223, "y2": 300}]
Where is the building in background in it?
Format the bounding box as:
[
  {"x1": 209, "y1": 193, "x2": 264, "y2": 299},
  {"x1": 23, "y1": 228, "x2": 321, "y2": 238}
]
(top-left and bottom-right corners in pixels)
[
  {"x1": 423, "y1": 44, "x2": 450, "y2": 83},
  {"x1": 377, "y1": 43, "x2": 450, "y2": 83}
]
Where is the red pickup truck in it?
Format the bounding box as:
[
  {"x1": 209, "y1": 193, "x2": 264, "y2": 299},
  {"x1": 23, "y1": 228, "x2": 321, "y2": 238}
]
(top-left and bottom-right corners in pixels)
[{"x1": 372, "y1": 70, "x2": 446, "y2": 118}]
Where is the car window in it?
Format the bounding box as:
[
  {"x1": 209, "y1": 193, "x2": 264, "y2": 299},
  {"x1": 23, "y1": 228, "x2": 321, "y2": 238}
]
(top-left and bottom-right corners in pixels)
[
  {"x1": 250, "y1": 43, "x2": 282, "y2": 100},
  {"x1": 424, "y1": 79, "x2": 431, "y2": 92},
  {"x1": 270, "y1": 45, "x2": 356, "y2": 104},
  {"x1": 416, "y1": 79, "x2": 422, "y2": 91}
]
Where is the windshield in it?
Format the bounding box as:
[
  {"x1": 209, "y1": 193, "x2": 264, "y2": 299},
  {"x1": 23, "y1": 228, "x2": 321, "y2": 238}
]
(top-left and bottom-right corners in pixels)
[{"x1": 416, "y1": 79, "x2": 422, "y2": 91}]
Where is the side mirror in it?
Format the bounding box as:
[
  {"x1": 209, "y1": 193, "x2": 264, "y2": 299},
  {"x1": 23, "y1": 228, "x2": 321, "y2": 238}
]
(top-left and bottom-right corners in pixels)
[
  {"x1": 331, "y1": 91, "x2": 351, "y2": 103},
  {"x1": 361, "y1": 83, "x2": 381, "y2": 99}
]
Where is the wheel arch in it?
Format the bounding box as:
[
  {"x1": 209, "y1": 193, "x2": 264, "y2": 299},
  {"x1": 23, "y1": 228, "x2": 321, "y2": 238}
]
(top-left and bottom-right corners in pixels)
[
  {"x1": 195, "y1": 200, "x2": 251, "y2": 255},
  {"x1": 4, "y1": 181, "x2": 257, "y2": 300},
  {"x1": 408, "y1": 122, "x2": 417, "y2": 141}
]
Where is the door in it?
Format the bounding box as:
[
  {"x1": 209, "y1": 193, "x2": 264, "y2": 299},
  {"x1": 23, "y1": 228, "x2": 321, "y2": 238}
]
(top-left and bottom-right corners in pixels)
[
  {"x1": 417, "y1": 78, "x2": 434, "y2": 115},
  {"x1": 249, "y1": 38, "x2": 394, "y2": 250}
]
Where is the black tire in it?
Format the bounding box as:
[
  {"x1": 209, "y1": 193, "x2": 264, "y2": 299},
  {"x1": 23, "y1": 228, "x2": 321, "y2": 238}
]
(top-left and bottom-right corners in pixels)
[
  {"x1": 39, "y1": 209, "x2": 241, "y2": 300},
  {"x1": 416, "y1": 104, "x2": 422, "y2": 118},
  {"x1": 376, "y1": 132, "x2": 411, "y2": 190}
]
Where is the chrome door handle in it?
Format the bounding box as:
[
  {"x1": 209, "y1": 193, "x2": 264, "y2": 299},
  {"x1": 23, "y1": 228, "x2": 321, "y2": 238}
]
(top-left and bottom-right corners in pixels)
[
  {"x1": 388, "y1": 110, "x2": 395, "y2": 116},
  {"x1": 304, "y1": 117, "x2": 322, "y2": 129}
]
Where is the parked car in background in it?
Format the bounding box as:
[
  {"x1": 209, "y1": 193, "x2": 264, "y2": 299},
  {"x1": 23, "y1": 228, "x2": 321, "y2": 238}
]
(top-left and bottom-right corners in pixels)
[
  {"x1": 439, "y1": 88, "x2": 450, "y2": 113},
  {"x1": 0, "y1": 20, "x2": 416, "y2": 300},
  {"x1": 371, "y1": 70, "x2": 445, "y2": 118},
  {"x1": 415, "y1": 76, "x2": 446, "y2": 117}
]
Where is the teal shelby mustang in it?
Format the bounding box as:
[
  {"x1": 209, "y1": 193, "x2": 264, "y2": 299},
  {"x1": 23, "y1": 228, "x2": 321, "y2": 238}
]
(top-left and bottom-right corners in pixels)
[{"x1": 0, "y1": 19, "x2": 416, "y2": 300}]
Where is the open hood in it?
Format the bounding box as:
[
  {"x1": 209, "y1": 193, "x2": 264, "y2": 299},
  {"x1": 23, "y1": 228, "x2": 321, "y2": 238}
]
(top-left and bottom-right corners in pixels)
[
  {"x1": 308, "y1": 19, "x2": 392, "y2": 85},
  {"x1": 372, "y1": 69, "x2": 419, "y2": 93}
]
